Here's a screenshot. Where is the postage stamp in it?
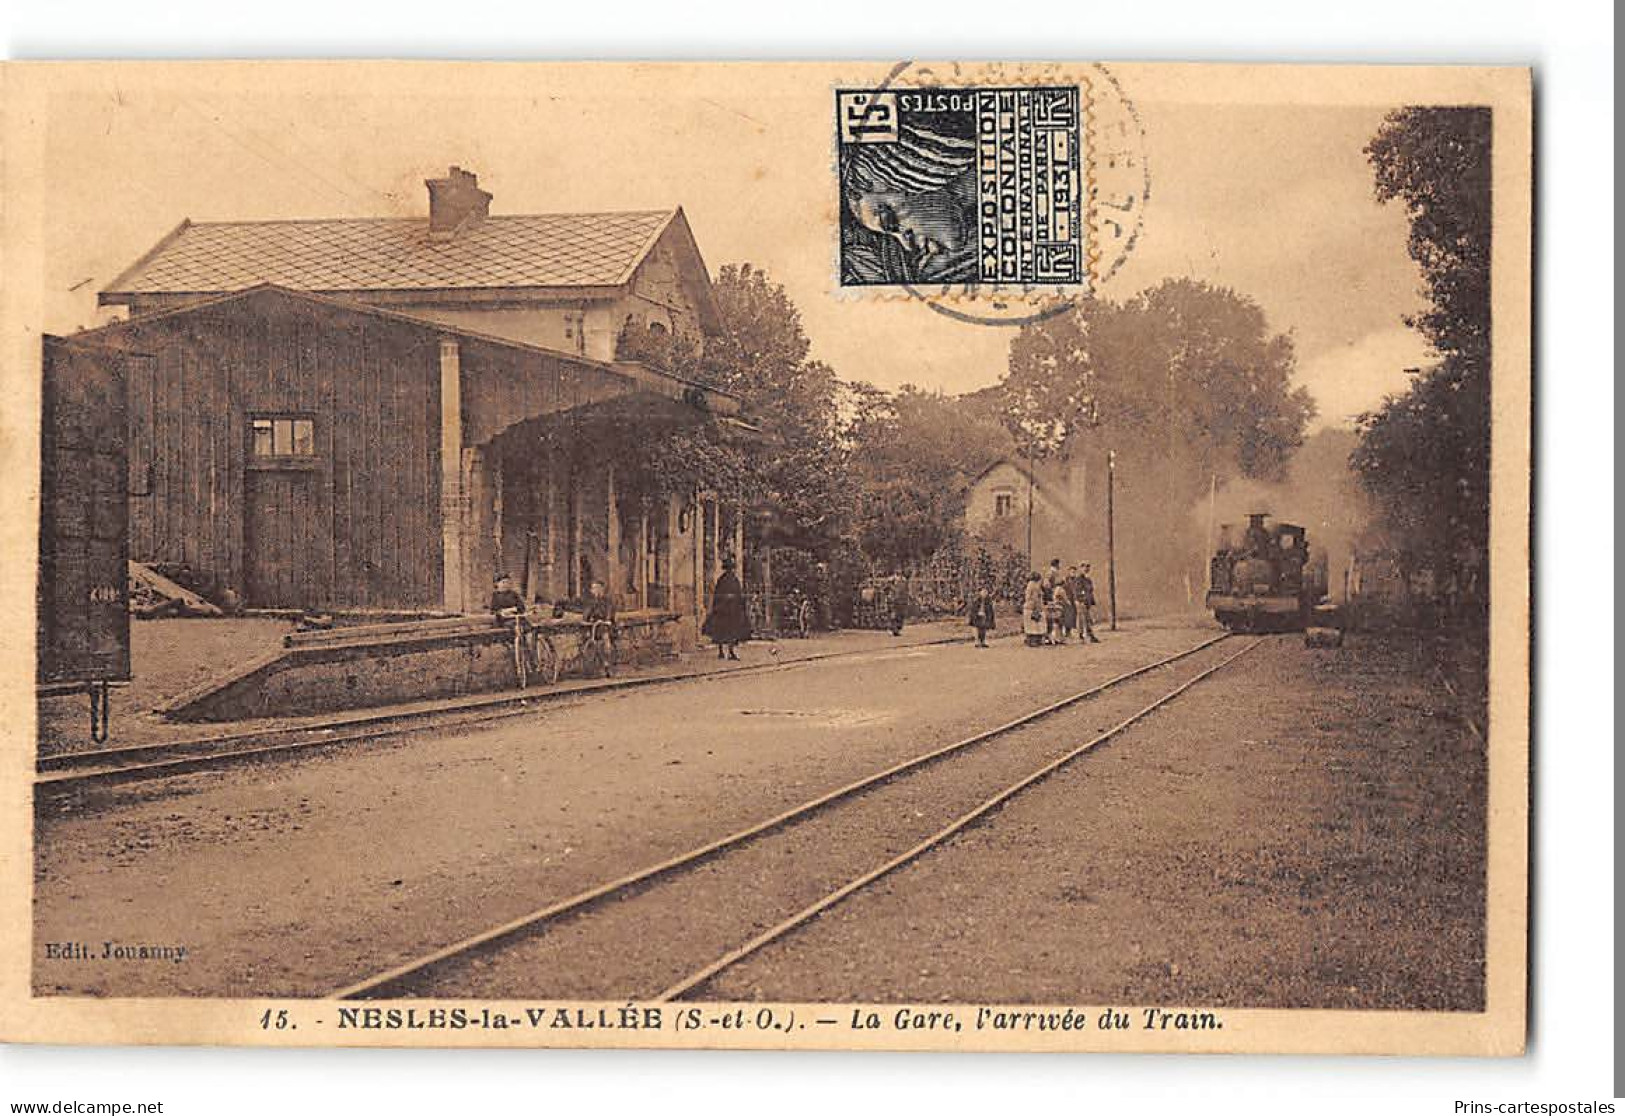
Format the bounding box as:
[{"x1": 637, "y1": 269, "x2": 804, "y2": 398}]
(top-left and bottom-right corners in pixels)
[
  {"x1": 836, "y1": 86, "x2": 1085, "y2": 288},
  {"x1": 834, "y1": 62, "x2": 1151, "y2": 327}
]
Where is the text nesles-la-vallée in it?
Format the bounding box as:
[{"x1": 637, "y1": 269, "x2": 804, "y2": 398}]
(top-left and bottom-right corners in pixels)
[{"x1": 334, "y1": 1005, "x2": 1223, "y2": 1033}]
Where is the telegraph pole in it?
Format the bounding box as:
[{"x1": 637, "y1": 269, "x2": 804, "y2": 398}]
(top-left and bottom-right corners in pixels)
[
  {"x1": 1106, "y1": 449, "x2": 1118, "y2": 631},
  {"x1": 1025, "y1": 441, "x2": 1035, "y2": 571},
  {"x1": 1205, "y1": 473, "x2": 1217, "y2": 592}
]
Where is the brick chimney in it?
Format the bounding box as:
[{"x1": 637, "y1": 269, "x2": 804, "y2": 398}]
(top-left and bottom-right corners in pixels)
[{"x1": 425, "y1": 166, "x2": 492, "y2": 241}]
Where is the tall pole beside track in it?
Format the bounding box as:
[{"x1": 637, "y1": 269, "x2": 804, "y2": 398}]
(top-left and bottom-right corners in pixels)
[
  {"x1": 1106, "y1": 449, "x2": 1118, "y2": 631},
  {"x1": 1205, "y1": 473, "x2": 1217, "y2": 593},
  {"x1": 1025, "y1": 441, "x2": 1035, "y2": 572}
]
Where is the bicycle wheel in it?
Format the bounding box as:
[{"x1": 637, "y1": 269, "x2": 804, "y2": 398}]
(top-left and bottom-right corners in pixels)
[
  {"x1": 536, "y1": 635, "x2": 562, "y2": 685},
  {"x1": 512, "y1": 626, "x2": 528, "y2": 689}
]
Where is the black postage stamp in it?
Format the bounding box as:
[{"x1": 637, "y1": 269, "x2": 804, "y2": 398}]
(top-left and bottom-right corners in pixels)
[{"x1": 837, "y1": 86, "x2": 1084, "y2": 288}]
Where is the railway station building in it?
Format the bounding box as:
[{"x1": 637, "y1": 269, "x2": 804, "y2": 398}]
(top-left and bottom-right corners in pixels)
[{"x1": 80, "y1": 166, "x2": 747, "y2": 646}]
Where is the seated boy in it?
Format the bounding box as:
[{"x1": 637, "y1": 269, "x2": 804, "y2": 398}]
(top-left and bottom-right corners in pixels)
[
  {"x1": 582, "y1": 579, "x2": 615, "y2": 624},
  {"x1": 489, "y1": 572, "x2": 525, "y2": 617}
]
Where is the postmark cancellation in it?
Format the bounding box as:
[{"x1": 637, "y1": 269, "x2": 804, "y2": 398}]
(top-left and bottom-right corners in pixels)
[{"x1": 837, "y1": 86, "x2": 1085, "y2": 289}]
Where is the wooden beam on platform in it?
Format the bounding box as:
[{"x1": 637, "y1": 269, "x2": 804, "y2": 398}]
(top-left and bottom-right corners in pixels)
[
  {"x1": 638, "y1": 505, "x2": 649, "y2": 608},
  {"x1": 570, "y1": 457, "x2": 583, "y2": 599},
  {"x1": 606, "y1": 462, "x2": 619, "y2": 602},
  {"x1": 438, "y1": 338, "x2": 464, "y2": 613},
  {"x1": 543, "y1": 453, "x2": 558, "y2": 600}
]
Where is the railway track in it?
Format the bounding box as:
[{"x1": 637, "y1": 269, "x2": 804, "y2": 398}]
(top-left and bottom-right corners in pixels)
[
  {"x1": 34, "y1": 627, "x2": 1013, "y2": 798},
  {"x1": 333, "y1": 632, "x2": 1264, "y2": 1001}
]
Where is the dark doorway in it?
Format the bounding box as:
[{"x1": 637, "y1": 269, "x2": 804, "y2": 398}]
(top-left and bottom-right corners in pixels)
[{"x1": 243, "y1": 469, "x2": 319, "y2": 608}]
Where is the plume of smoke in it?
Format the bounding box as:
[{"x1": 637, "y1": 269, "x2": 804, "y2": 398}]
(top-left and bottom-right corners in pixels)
[
  {"x1": 1192, "y1": 429, "x2": 1373, "y2": 604},
  {"x1": 971, "y1": 430, "x2": 1372, "y2": 620}
]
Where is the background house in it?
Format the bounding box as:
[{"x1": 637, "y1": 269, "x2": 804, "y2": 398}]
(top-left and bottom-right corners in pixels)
[{"x1": 963, "y1": 454, "x2": 1106, "y2": 573}]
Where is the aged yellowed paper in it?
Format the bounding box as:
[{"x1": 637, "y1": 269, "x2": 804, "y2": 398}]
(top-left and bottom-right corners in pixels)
[{"x1": 0, "y1": 60, "x2": 1530, "y2": 1053}]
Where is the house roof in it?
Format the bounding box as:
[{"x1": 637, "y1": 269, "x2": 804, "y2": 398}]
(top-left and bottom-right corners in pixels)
[
  {"x1": 970, "y1": 457, "x2": 1062, "y2": 490},
  {"x1": 101, "y1": 209, "x2": 684, "y2": 300},
  {"x1": 970, "y1": 452, "x2": 1099, "y2": 485},
  {"x1": 72, "y1": 283, "x2": 740, "y2": 417},
  {"x1": 965, "y1": 457, "x2": 1093, "y2": 538}
]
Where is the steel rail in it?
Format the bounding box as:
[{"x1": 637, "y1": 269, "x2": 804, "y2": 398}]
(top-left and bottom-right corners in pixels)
[
  {"x1": 36, "y1": 627, "x2": 1036, "y2": 794},
  {"x1": 653, "y1": 635, "x2": 1266, "y2": 1002},
  {"x1": 332, "y1": 631, "x2": 1236, "y2": 1000}
]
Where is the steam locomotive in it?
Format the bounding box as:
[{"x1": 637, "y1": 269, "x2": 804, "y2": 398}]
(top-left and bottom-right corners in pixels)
[{"x1": 1206, "y1": 512, "x2": 1327, "y2": 632}]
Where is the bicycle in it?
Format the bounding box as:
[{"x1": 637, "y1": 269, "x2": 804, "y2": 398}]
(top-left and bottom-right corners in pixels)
[
  {"x1": 533, "y1": 627, "x2": 563, "y2": 685},
  {"x1": 504, "y1": 611, "x2": 534, "y2": 689},
  {"x1": 578, "y1": 618, "x2": 616, "y2": 679},
  {"x1": 505, "y1": 611, "x2": 562, "y2": 689}
]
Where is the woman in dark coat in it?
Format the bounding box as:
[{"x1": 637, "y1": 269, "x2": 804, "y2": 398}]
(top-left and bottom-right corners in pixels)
[
  {"x1": 968, "y1": 587, "x2": 996, "y2": 648},
  {"x1": 703, "y1": 555, "x2": 750, "y2": 660}
]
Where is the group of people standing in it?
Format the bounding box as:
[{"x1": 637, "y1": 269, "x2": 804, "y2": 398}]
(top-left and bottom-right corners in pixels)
[
  {"x1": 965, "y1": 558, "x2": 1101, "y2": 649},
  {"x1": 1022, "y1": 559, "x2": 1102, "y2": 647},
  {"x1": 500, "y1": 553, "x2": 1100, "y2": 663}
]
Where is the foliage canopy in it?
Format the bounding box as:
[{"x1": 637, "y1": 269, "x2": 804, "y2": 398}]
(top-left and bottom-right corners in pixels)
[{"x1": 1352, "y1": 107, "x2": 1492, "y2": 617}]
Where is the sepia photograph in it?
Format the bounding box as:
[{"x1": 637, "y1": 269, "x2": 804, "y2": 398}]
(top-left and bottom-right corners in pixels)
[{"x1": 3, "y1": 58, "x2": 1533, "y2": 1058}]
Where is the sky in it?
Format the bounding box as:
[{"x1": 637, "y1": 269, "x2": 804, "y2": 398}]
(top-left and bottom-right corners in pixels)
[{"x1": 36, "y1": 62, "x2": 1430, "y2": 431}]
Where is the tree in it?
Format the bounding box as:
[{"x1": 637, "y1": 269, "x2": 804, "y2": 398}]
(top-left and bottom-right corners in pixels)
[
  {"x1": 1365, "y1": 107, "x2": 1492, "y2": 369},
  {"x1": 1352, "y1": 108, "x2": 1492, "y2": 620},
  {"x1": 843, "y1": 383, "x2": 1013, "y2": 571},
  {"x1": 1003, "y1": 278, "x2": 1312, "y2": 485},
  {"x1": 607, "y1": 322, "x2": 751, "y2": 502},
  {"x1": 998, "y1": 278, "x2": 1314, "y2": 604},
  {"x1": 617, "y1": 263, "x2": 850, "y2": 557}
]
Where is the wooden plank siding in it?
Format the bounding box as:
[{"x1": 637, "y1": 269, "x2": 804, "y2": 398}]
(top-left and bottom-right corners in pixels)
[
  {"x1": 38, "y1": 337, "x2": 133, "y2": 685},
  {"x1": 457, "y1": 335, "x2": 634, "y2": 449},
  {"x1": 80, "y1": 286, "x2": 695, "y2": 614},
  {"x1": 458, "y1": 337, "x2": 641, "y2": 603},
  {"x1": 91, "y1": 288, "x2": 446, "y2": 610}
]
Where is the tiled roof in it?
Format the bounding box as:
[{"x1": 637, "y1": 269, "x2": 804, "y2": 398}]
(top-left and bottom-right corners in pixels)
[{"x1": 104, "y1": 210, "x2": 677, "y2": 296}]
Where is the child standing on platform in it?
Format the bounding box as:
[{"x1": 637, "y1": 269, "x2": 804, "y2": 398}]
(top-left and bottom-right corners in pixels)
[{"x1": 968, "y1": 586, "x2": 996, "y2": 648}]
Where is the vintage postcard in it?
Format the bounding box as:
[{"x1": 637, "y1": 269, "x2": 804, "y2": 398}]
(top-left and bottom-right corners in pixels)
[{"x1": 0, "y1": 60, "x2": 1531, "y2": 1053}]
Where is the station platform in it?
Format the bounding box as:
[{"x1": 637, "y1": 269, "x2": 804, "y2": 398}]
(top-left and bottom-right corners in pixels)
[{"x1": 36, "y1": 616, "x2": 1016, "y2": 760}]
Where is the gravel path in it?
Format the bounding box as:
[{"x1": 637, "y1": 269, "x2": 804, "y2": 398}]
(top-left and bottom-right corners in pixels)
[
  {"x1": 385, "y1": 638, "x2": 1247, "y2": 999},
  {"x1": 704, "y1": 633, "x2": 1487, "y2": 1011}
]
